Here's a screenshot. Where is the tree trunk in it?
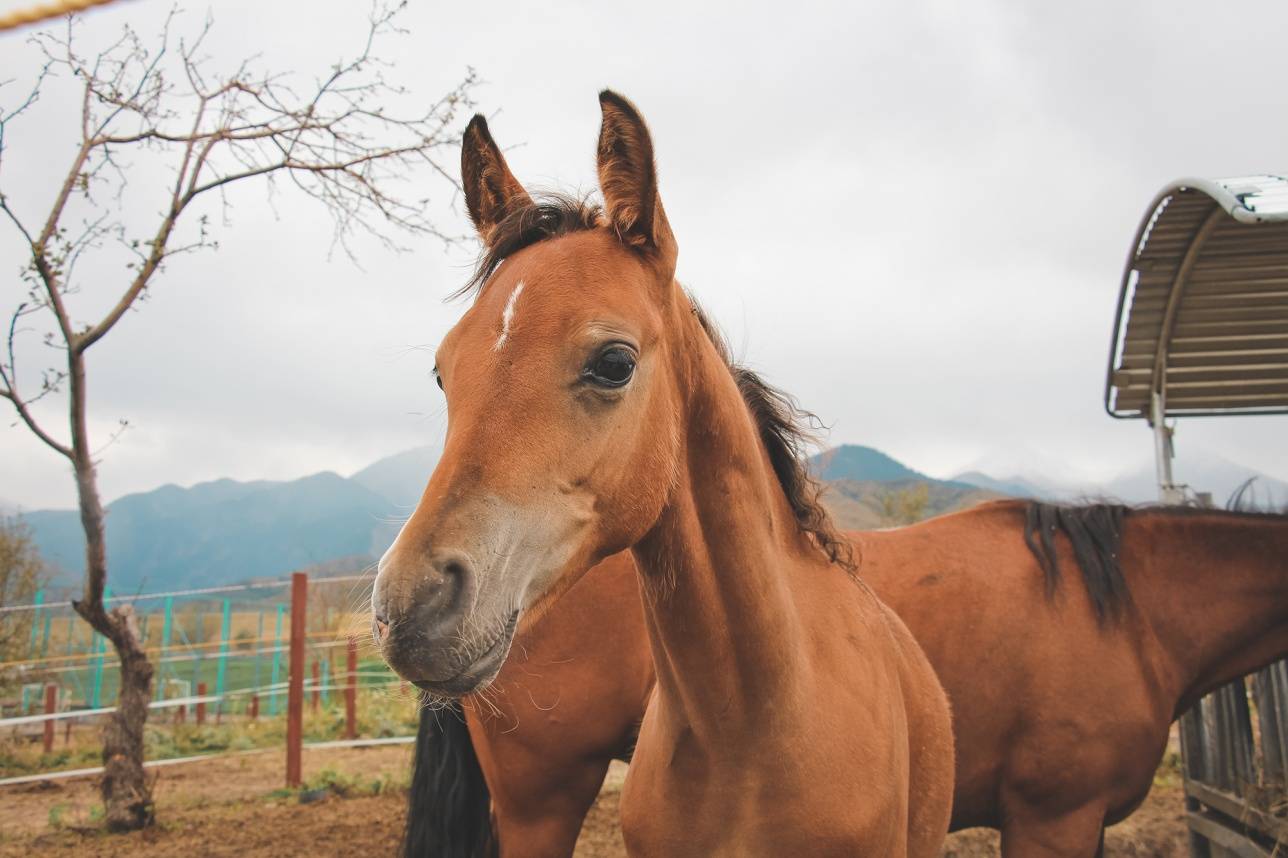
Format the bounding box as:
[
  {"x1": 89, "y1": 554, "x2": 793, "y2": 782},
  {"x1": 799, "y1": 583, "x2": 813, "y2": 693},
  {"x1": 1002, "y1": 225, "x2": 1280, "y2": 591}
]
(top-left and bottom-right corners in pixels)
[
  {"x1": 75, "y1": 601, "x2": 155, "y2": 831},
  {"x1": 68, "y1": 354, "x2": 155, "y2": 831}
]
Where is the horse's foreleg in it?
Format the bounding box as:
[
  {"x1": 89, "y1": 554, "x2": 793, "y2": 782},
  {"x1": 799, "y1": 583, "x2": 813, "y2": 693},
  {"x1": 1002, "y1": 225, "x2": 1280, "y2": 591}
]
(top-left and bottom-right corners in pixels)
[
  {"x1": 491, "y1": 755, "x2": 613, "y2": 858},
  {"x1": 998, "y1": 804, "x2": 1106, "y2": 858}
]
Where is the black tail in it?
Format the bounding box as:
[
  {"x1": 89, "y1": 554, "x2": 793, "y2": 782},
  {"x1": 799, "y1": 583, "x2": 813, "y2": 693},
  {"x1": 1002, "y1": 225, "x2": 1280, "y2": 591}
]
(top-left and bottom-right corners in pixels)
[{"x1": 403, "y1": 699, "x2": 497, "y2": 858}]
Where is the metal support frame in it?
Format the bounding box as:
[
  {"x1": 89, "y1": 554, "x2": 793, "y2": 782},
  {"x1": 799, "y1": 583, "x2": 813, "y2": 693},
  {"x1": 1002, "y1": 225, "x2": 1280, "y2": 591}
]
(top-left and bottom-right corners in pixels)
[{"x1": 1150, "y1": 391, "x2": 1185, "y2": 506}]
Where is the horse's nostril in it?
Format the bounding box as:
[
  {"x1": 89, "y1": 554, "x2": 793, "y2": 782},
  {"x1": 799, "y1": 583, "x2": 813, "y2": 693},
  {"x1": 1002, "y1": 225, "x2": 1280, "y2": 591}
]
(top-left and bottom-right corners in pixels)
[{"x1": 372, "y1": 615, "x2": 390, "y2": 643}]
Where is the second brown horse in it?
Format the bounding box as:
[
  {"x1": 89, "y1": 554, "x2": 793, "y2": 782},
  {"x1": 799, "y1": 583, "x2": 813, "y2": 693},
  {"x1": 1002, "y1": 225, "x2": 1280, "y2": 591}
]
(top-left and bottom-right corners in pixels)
[{"x1": 405, "y1": 498, "x2": 1288, "y2": 857}]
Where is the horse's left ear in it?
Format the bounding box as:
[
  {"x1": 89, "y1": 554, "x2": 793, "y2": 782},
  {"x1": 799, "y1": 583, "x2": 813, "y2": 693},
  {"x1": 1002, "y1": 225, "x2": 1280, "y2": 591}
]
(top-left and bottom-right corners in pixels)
[{"x1": 596, "y1": 90, "x2": 676, "y2": 264}]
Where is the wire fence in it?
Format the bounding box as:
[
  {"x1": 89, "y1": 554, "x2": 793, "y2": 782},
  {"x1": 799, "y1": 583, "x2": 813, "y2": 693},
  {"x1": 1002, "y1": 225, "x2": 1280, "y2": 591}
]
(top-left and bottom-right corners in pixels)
[{"x1": 0, "y1": 571, "x2": 416, "y2": 788}]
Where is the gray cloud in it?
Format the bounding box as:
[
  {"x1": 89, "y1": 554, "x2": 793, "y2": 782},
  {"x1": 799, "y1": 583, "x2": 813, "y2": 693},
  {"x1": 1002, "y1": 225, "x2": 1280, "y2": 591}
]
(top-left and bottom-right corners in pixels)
[{"x1": 3, "y1": 0, "x2": 1288, "y2": 510}]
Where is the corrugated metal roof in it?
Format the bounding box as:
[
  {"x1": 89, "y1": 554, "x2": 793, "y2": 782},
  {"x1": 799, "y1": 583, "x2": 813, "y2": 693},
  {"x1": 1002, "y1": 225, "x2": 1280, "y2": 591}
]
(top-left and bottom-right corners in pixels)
[{"x1": 1105, "y1": 175, "x2": 1288, "y2": 418}]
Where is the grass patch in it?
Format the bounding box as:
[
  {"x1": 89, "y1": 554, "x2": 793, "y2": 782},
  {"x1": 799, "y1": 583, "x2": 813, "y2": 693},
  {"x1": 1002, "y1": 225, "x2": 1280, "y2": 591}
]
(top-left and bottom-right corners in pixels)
[
  {"x1": 264, "y1": 765, "x2": 407, "y2": 803},
  {"x1": 0, "y1": 687, "x2": 419, "y2": 779}
]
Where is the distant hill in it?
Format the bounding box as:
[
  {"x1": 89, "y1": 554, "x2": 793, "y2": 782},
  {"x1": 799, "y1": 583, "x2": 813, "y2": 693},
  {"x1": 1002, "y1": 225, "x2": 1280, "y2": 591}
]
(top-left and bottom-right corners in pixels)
[
  {"x1": 810, "y1": 445, "x2": 928, "y2": 483},
  {"x1": 24, "y1": 472, "x2": 395, "y2": 593},
  {"x1": 349, "y1": 445, "x2": 438, "y2": 510},
  {"x1": 18, "y1": 443, "x2": 1010, "y2": 593},
  {"x1": 951, "y1": 470, "x2": 1053, "y2": 499},
  {"x1": 822, "y1": 478, "x2": 1002, "y2": 531},
  {"x1": 25, "y1": 441, "x2": 1183, "y2": 595},
  {"x1": 1104, "y1": 449, "x2": 1288, "y2": 507},
  {"x1": 805, "y1": 446, "x2": 1004, "y2": 529},
  {"x1": 810, "y1": 445, "x2": 980, "y2": 491}
]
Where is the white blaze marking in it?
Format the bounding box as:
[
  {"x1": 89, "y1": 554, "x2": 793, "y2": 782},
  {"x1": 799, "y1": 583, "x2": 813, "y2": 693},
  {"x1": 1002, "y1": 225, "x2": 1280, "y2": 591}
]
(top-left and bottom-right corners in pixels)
[{"x1": 494, "y1": 281, "x2": 525, "y2": 351}]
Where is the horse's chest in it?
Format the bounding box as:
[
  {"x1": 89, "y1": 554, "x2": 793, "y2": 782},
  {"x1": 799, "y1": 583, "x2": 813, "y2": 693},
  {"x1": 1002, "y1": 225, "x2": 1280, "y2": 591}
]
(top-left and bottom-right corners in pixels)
[{"x1": 619, "y1": 732, "x2": 901, "y2": 857}]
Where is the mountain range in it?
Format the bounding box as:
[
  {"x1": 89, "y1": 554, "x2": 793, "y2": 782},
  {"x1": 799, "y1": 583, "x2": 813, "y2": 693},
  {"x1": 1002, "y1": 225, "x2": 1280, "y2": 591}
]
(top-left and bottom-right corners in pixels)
[{"x1": 12, "y1": 443, "x2": 1286, "y2": 595}]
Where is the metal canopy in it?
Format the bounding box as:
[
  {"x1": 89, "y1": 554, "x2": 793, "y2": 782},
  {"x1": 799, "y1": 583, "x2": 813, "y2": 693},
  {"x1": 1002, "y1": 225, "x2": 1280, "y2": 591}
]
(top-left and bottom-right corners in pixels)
[{"x1": 1105, "y1": 174, "x2": 1288, "y2": 420}]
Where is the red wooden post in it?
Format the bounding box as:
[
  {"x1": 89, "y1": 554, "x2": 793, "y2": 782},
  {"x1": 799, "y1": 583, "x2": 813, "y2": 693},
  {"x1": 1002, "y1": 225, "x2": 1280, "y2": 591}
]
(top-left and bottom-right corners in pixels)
[
  {"x1": 285, "y1": 571, "x2": 307, "y2": 788},
  {"x1": 249, "y1": 694, "x2": 259, "y2": 721},
  {"x1": 345, "y1": 636, "x2": 358, "y2": 739},
  {"x1": 42, "y1": 684, "x2": 57, "y2": 754},
  {"x1": 311, "y1": 659, "x2": 320, "y2": 712},
  {"x1": 196, "y1": 682, "x2": 207, "y2": 725}
]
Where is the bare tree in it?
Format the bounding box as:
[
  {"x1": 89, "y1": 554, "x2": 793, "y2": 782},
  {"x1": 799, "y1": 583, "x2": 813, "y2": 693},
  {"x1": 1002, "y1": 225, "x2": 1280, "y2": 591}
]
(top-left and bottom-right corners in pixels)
[{"x1": 0, "y1": 4, "x2": 474, "y2": 830}]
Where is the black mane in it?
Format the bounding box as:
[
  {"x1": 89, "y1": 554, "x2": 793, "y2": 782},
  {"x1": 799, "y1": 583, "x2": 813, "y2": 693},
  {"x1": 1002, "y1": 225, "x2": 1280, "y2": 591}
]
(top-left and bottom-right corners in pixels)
[
  {"x1": 1021, "y1": 499, "x2": 1287, "y2": 623},
  {"x1": 1023, "y1": 502, "x2": 1130, "y2": 623}
]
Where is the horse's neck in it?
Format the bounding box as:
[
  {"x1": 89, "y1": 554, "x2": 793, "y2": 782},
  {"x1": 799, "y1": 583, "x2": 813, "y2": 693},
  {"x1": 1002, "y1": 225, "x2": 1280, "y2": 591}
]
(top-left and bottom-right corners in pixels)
[
  {"x1": 630, "y1": 325, "x2": 818, "y2": 746},
  {"x1": 1134, "y1": 512, "x2": 1288, "y2": 712}
]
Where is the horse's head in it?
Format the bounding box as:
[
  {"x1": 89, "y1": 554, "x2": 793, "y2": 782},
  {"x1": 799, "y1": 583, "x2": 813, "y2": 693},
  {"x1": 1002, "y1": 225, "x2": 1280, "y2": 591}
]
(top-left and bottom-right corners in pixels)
[{"x1": 373, "y1": 92, "x2": 684, "y2": 695}]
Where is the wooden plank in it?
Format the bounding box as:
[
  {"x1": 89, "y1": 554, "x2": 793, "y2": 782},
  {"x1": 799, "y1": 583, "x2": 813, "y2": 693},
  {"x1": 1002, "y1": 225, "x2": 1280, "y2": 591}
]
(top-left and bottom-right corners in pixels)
[
  {"x1": 1252, "y1": 666, "x2": 1284, "y2": 785},
  {"x1": 1186, "y1": 780, "x2": 1288, "y2": 843},
  {"x1": 1185, "y1": 810, "x2": 1272, "y2": 858}
]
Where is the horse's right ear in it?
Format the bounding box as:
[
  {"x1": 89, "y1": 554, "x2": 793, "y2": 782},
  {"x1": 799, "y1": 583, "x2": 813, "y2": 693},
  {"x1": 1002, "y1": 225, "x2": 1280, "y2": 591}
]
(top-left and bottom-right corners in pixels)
[{"x1": 461, "y1": 115, "x2": 532, "y2": 246}]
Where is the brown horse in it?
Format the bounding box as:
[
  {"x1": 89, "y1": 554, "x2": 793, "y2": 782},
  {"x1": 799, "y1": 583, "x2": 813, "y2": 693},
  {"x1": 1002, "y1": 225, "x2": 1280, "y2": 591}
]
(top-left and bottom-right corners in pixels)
[
  {"x1": 373, "y1": 91, "x2": 955, "y2": 856},
  {"x1": 404, "y1": 500, "x2": 1288, "y2": 857}
]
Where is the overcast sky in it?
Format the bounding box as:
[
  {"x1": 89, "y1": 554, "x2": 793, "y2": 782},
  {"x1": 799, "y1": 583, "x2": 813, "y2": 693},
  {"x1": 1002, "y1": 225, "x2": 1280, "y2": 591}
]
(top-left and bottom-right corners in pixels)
[{"x1": 3, "y1": 0, "x2": 1288, "y2": 510}]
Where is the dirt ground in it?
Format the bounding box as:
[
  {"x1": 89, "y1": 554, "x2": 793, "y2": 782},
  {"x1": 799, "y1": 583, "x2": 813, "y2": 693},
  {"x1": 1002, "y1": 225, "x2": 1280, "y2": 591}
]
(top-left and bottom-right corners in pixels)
[{"x1": 0, "y1": 747, "x2": 1189, "y2": 856}]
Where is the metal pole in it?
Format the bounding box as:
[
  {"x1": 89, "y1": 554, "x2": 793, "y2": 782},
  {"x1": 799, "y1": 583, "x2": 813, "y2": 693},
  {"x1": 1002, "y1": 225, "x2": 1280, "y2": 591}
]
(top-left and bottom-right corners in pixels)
[
  {"x1": 191, "y1": 605, "x2": 204, "y2": 700},
  {"x1": 214, "y1": 598, "x2": 231, "y2": 712},
  {"x1": 1150, "y1": 391, "x2": 1183, "y2": 505},
  {"x1": 285, "y1": 572, "x2": 307, "y2": 788},
  {"x1": 252, "y1": 611, "x2": 264, "y2": 711},
  {"x1": 156, "y1": 596, "x2": 173, "y2": 702},
  {"x1": 28, "y1": 589, "x2": 44, "y2": 656},
  {"x1": 345, "y1": 636, "x2": 357, "y2": 740},
  {"x1": 270, "y1": 604, "x2": 285, "y2": 717},
  {"x1": 43, "y1": 683, "x2": 57, "y2": 754},
  {"x1": 90, "y1": 587, "x2": 109, "y2": 708}
]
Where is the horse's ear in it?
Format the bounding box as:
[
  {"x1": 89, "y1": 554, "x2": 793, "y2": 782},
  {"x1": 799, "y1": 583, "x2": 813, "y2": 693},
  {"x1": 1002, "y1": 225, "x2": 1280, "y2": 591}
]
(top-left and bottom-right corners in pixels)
[
  {"x1": 596, "y1": 90, "x2": 676, "y2": 262},
  {"x1": 461, "y1": 114, "x2": 532, "y2": 246}
]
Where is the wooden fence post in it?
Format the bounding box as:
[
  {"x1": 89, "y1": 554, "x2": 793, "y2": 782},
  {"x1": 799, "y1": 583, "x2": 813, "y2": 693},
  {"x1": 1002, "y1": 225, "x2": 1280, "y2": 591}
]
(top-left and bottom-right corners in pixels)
[
  {"x1": 42, "y1": 683, "x2": 56, "y2": 753},
  {"x1": 345, "y1": 636, "x2": 357, "y2": 740},
  {"x1": 196, "y1": 682, "x2": 207, "y2": 725},
  {"x1": 249, "y1": 694, "x2": 259, "y2": 721},
  {"x1": 311, "y1": 660, "x2": 320, "y2": 713},
  {"x1": 285, "y1": 571, "x2": 307, "y2": 788}
]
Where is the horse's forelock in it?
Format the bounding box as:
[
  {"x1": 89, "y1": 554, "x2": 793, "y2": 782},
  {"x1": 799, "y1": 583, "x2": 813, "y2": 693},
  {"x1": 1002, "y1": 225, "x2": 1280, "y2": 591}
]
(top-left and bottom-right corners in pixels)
[{"x1": 454, "y1": 194, "x2": 603, "y2": 300}]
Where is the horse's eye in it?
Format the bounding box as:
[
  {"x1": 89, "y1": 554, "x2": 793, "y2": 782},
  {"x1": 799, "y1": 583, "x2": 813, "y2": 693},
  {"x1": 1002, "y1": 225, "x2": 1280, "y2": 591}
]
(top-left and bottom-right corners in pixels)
[
  {"x1": 432, "y1": 367, "x2": 443, "y2": 391},
  {"x1": 584, "y1": 347, "x2": 636, "y2": 388}
]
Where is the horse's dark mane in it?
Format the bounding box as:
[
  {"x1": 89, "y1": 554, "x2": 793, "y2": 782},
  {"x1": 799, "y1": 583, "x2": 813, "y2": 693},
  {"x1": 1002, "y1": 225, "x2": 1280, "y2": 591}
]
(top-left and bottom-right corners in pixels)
[
  {"x1": 691, "y1": 303, "x2": 855, "y2": 573},
  {"x1": 1022, "y1": 501, "x2": 1130, "y2": 624},
  {"x1": 1019, "y1": 498, "x2": 1288, "y2": 624},
  {"x1": 456, "y1": 192, "x2": 853, "y2": 573}
]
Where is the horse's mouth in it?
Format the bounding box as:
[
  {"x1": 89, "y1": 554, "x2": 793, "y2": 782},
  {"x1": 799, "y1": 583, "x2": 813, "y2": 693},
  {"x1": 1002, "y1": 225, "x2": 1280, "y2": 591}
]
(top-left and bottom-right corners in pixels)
[{"x1": 412, "y1": 611, "x2": 519, "y2": 697}]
